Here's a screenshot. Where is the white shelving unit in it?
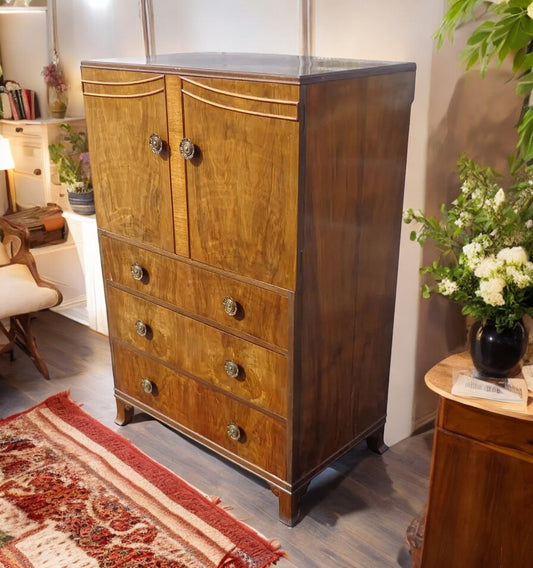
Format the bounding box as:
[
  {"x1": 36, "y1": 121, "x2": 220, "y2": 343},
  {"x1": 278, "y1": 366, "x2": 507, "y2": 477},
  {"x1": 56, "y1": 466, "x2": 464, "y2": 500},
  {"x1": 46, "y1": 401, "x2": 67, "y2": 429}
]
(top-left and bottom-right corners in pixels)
[{"x1": 0, "y1": 2, "x2": 107, "y2": 334}]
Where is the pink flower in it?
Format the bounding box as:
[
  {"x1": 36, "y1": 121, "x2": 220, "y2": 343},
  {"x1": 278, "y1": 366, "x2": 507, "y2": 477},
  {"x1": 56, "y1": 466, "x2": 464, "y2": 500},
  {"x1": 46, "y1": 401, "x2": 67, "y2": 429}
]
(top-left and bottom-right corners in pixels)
[{"x1": 42, "y1": 62, "x2": 68, "y2": 92}]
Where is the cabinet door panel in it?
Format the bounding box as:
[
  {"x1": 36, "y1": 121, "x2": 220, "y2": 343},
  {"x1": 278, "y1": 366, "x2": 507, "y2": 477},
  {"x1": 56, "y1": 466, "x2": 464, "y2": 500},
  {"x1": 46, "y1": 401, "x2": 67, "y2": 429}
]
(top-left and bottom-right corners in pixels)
[
  {"x1": 82, "y1": 69, "x2": 174, "y2": 252},
  {"x1": 182, "y1": 79, "x2": 299, "y2": 290}
]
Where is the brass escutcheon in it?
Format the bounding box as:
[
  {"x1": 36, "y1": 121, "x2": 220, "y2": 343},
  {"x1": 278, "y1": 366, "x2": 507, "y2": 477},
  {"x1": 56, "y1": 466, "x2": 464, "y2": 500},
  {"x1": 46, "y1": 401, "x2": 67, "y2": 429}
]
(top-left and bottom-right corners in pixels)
[
  {"x1": 131, "y1": 262, "x2": 144, "y2": 281},
  {"x1": 226, "y1": 423, "x2": 241, "y2": 441},
  {"x1": 179, "y1": 137, "x2": 195, "y2": 160},
  {"x1": 135, "y1": 320, "x2": 148, "y2": 337},
  {"x1": 222, "y1": 296, "x2": 238, "y2": 317},
  {"x1": 141, "y1": 377, "x2": 153, "y2": 394},
  {"x1": 149, "y1": 133, "x2": 163, "y2": 154},
  {"x1": 224, "y1": 360, "x2": 240, "y2": 379}
]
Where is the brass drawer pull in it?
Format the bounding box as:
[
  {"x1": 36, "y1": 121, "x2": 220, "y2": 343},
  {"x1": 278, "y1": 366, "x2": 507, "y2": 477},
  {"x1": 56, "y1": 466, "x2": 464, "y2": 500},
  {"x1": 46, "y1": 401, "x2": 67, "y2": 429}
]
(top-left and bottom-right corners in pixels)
[
  {"x1": 149, "y1": 133, "x2": 164, "y2": 154},
  {"x1": 226, "y1": 423, "x2": 241, "y2": 441},
  {"x1": 224, "y1": 359, "x2": 240, "y2": 379},
  {"x1": 15, "y1": 127, "x2": 23, "y2": 133},
  {"x1": 179, "y1": 137, "x2": 195, "y2": 160},
  {"x1": 33, "y1": 168, "x2": 42, "y2": 176},
  {"x1": 135, "y1": 319, "x2": 148, "y2": 337},
  {"x1": 131, "y1": 262, "x2": 144, "y2": 281},
  {"x1": 141, "y1": 377, "x2": 153, "y2": 394},
  {"x1": 222, "y1": 296, "x2": 238, "y2": 317}
]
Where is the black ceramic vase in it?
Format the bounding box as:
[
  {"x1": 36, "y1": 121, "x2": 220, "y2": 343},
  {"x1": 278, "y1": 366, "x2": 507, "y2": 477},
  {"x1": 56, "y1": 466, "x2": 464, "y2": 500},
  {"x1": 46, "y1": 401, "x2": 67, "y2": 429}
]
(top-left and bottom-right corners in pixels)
[{"x1": 469, "y1": 319, "x2": 528, "y2": 378}]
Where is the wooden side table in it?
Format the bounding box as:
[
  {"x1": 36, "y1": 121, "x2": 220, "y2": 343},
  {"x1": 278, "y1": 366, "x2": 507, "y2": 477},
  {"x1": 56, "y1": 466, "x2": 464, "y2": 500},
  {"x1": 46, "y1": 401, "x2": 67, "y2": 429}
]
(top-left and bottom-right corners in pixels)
[{"x1": 410, "y1": 352, "x2": 533, "y2": 568}]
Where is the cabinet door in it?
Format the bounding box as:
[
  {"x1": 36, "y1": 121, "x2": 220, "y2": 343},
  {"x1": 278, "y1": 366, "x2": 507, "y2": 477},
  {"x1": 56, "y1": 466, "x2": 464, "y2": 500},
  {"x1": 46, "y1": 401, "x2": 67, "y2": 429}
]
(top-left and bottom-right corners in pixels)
[
  {"x1": 82, "y1": 69, "x2": 174, "y2": 252},
  {"x1": 181, "y1": 77, "x2": 300, "y2": 290}
]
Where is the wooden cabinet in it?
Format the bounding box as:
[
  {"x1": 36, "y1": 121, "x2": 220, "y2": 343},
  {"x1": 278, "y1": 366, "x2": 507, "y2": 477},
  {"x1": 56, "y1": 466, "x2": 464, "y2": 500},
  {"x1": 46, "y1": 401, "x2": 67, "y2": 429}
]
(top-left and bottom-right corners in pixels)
[
  {"x1": 81, "y1": 53, "x2": 415, "y2": 525},
  {"x1": 414, "y1": 353, "x2": 533, "y2": 567}
]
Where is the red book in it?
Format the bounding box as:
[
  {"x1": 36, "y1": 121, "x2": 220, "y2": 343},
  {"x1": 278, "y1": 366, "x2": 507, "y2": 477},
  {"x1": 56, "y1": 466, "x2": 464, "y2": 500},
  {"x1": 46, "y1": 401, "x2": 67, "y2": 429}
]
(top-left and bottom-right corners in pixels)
[
  {"x1": 22, "y1": 89, "x2": 35, "y2": 120},
  {"x1": 7, "y1": 91, "x2": 20, "y2": 120}
]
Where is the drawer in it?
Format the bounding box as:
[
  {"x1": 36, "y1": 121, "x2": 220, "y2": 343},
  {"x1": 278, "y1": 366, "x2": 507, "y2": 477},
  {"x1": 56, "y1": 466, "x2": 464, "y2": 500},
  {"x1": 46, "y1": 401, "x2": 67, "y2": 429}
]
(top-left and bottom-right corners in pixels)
[
  {"x1": 440, "y1": 399, "x2": 533, "y2": 457},
  {"x1": 106, "y1": 286, "x2": 288, "y2": 418},
  {"x1": 1, "y1": 122, "x2": 41, "y2": 139},
  {"x1": 13, "y1": 173, "x2": 45, "y2": 208},
  {"x1": 10, "y1": 140, "x2": 43, "y2": 176},
  {"x1": 100, "y1": 234, "x2": 290, "y2": 350},
  {"x1": 112, "y1": 343, "x2": 287, "y2": 479}
]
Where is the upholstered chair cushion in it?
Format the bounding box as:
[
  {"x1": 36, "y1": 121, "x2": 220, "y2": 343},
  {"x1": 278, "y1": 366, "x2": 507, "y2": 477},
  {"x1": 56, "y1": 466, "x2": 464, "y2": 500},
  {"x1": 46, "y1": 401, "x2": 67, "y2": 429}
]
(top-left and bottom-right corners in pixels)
[{"x1": 0, "y1": 264, "x2": 60, "y2": 319}]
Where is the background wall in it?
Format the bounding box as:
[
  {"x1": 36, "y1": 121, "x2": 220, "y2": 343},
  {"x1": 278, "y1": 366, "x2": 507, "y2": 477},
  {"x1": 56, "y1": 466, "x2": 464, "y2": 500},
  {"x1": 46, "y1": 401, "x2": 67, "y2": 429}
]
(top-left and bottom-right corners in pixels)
[{"x1": 0, "y1": 0, "x2": 522, "y2": 446}]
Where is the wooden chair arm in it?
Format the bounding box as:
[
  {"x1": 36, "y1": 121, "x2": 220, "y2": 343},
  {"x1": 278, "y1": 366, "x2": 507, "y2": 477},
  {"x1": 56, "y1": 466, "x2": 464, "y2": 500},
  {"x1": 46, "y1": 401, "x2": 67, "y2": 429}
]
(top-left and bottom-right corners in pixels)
[{"x1": 0, "y1": 217, "x2": 63, "y2": 305}]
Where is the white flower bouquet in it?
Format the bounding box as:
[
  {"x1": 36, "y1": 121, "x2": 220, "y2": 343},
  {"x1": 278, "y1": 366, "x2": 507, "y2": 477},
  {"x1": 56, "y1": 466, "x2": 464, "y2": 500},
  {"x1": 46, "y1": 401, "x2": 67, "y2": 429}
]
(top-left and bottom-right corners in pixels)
[{"x1": 404, "y1": 156, "x2": 533, "y2": 332}]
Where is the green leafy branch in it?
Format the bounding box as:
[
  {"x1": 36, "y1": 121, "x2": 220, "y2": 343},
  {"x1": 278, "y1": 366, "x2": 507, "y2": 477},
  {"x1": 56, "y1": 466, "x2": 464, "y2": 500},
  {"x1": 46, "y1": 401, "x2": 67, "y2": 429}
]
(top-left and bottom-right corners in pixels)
[{"x1": 436, "y1": 0, "x2": 533, "y2": 166}]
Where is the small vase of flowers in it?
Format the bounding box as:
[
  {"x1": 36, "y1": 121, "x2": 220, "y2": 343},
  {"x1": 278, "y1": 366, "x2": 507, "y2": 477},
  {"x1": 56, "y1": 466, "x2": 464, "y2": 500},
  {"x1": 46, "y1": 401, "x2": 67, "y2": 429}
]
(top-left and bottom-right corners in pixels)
[
  {"x1": 49, "y1": 123, "x2": 94, "y2": 215},
  {"x1": 42, "y1": 55, "x2": 68, "y2": 119},
  {"x1": 404, "y1": 156, "x2": 533, "y2": 376}
]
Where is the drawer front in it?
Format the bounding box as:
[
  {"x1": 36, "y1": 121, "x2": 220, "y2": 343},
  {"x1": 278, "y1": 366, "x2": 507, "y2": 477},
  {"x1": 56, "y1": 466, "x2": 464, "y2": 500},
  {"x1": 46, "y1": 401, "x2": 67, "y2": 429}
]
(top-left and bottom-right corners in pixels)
[
  {"x1": 1, "y1": 122, "x2": 41, "y2": 139},
  {"x1": 440, "y1": 399, "x2": 533, "y2": 456},
  {"x1": 106, "y1": 286, "x2": 288, "y2": 418},
  {"x1": 100, "y1": 234, "x2": 290, "y2": 350},
  {"x1": 10, "y1": 140, "x2": 43, "y2": 176},
  {"x1": 112, "y1": 343, "x2": 287, "y2": 479}
]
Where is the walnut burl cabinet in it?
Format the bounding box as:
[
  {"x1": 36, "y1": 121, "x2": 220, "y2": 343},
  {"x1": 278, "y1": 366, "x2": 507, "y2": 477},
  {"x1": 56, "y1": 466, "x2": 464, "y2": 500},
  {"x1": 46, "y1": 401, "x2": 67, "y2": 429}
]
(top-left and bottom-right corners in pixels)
[
  {"x1": 412, "y1": 352, "x2": 533, "y2": 567},
  {"x1": 81, "y1": 53, "x2": 415, "y2": 525}
]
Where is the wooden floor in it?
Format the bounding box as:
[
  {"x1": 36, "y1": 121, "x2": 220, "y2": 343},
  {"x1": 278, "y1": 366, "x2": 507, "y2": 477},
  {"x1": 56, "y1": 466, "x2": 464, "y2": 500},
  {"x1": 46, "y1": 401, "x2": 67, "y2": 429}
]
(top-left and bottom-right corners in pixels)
[{"x1": 0, "y1": 310, "x2": 433, "y2": 568}]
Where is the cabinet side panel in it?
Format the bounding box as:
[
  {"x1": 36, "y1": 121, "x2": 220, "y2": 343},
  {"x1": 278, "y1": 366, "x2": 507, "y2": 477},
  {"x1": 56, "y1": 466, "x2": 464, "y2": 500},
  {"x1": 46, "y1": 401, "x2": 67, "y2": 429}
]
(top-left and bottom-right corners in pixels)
[
  {"x1": 81, "y1": 68, "x2": 174, "y2": 252},
  {"x1": 294, "y1": 71, "x2": 415, "y2": 478}
]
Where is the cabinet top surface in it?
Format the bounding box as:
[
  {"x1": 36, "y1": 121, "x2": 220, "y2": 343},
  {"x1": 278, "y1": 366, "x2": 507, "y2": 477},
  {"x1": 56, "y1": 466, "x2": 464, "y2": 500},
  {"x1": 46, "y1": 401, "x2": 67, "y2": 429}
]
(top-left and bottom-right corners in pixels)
[
  {"x1": 426, "y1": 352, "x2": 533, "y2": 421},
  {"x1": 81, "y1": 52, "x2": 415, "y2": 83}
]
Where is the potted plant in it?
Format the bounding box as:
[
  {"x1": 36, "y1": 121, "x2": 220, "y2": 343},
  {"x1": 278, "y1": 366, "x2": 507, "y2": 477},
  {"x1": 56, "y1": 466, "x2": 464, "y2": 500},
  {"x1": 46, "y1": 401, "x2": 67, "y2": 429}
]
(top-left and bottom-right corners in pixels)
[
  {"x1": 405, "y1": 156, "x2": 533, "y2": 377},
  {"x1": 49, "y1": 122, "x2": 95, "y2": 215}
]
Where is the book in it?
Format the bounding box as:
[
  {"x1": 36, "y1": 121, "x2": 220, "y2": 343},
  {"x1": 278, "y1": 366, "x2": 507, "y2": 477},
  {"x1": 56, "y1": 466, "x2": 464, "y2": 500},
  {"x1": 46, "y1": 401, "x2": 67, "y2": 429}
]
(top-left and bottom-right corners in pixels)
[
  {"x1": 7, "y1": 91, "x2": 20, "y2": 120},
  {"x1": 14, "y1": 89, "x2": 25, "y2": 119},
  {"x1": 21, "y1": 89, "x2": 35, "y2": 120},
  {"x1": 0, "y1": 92, "x2": 12, "y2": 119},
  {"x1": 451, "y1": 369, "x2": 528, "y2": 405}
]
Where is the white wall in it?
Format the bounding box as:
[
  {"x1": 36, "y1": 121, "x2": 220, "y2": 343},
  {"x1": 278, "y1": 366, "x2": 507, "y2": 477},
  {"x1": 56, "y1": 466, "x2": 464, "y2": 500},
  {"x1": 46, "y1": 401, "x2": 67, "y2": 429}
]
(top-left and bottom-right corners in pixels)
[{"x1": 3, "y1": 0, "x2": 519, "y2": 446}]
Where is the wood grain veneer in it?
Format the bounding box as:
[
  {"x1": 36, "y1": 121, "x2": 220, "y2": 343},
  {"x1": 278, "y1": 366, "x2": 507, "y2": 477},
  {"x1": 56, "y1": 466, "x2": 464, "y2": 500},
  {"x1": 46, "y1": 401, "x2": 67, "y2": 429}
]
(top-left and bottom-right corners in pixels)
[
  {"x1": 415, "y1": 354, "x2": 533, "y2": 567},
  {"x1": 82, "y1": 52, "x2": 415, "y2": 525}
]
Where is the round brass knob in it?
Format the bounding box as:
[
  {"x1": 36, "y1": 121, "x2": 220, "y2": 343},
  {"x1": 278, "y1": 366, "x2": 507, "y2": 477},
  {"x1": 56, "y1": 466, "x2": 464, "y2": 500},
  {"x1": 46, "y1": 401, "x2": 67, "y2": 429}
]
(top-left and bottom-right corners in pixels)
[
  {"x1": 179, "y1": 138, "x2": 195, "y2": 160},
  {"x1": 141, "y1": 377, "x2": 153, "y2": 394},
  {"x1": 33, "y1": 168, "x2": 42, "y2": 176},
  {"x1": 135, "y1": 320, "x2": 148, "y2": 337},
  {"x1": 222, "y1": 296, "x2": 238, "y2": 317},
  {"x1": 226, "y1": 423, "x2": 241, "y2": 441},
  {"x1": 131, "y1": 262, "x2": 144, "y2": 281},
  {"x1": 224, "y1": 360, "x2": 240, "y2": 379},
  {"x1": 149, "y1": 133, "x2": 164, "y2": 154}
]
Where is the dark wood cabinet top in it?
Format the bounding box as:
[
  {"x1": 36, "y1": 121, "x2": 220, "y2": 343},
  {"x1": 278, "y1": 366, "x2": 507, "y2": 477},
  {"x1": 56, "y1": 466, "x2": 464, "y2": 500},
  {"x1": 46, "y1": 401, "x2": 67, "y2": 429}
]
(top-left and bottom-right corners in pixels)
[{"x1": 81, "y1": 52, "x2": 416, "y2": 83}]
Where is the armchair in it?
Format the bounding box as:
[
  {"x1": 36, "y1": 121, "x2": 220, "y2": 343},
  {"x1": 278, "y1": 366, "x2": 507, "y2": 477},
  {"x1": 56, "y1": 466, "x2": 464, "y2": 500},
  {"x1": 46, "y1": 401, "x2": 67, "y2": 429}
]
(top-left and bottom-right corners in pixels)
[{"x1": 0, "y1": 217, "x2": 62, "y2": 379}]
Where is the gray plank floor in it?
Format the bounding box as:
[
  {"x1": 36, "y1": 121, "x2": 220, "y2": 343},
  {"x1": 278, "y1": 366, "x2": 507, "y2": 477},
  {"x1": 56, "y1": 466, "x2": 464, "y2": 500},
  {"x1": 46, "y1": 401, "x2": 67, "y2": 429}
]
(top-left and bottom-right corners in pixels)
[{"x1": 0, "y1": 310, "x2": 432, "y2": 568}]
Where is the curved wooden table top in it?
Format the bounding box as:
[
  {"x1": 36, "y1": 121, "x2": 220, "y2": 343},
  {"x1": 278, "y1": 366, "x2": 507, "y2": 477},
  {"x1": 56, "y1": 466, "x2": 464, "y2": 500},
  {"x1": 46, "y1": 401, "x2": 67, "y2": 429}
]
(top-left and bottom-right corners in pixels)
[{"x1": 425, "y1": 351, "x2": 533, "y2": 421}]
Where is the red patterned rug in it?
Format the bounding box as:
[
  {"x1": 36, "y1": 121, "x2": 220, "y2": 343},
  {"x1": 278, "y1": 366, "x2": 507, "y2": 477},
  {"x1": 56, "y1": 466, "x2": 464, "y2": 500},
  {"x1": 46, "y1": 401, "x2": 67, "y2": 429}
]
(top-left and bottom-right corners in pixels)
[{"x1": 0, "y1": 392, "x2": 284, "y2": 568}]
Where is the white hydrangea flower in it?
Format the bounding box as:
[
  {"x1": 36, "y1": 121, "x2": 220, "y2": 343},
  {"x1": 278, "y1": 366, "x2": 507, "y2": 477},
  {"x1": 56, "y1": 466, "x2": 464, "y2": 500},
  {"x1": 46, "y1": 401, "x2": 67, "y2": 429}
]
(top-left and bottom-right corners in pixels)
[
  {"x1": 496, "y1": 246, "x2": 528, "y2": 265},
  {"x1": 506, "y1": 265, "x2": 532, "y2": 288},
  {"x1": 493, "y1": 188, "x2": 505, "y2": 210},
  {"x1": 528, "y1": 2, "x2": 533, "y2": 19},
  {"x1": 462, "y1": 239, "x2": 491, "y2": 270},
  {"x1": 438, "y1": 278, "x2": 459, "y2": 296},
  {"x1": 474, "y1": 256, "x2": 499, "y2": 278},
  {"x1": 476, "y1": 278, "x2": 506, "y2": 306},
  {"x1": 526, "y1": 219, "x2": 533, "y2": 229}
]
